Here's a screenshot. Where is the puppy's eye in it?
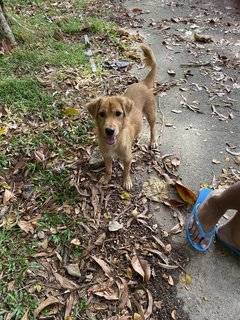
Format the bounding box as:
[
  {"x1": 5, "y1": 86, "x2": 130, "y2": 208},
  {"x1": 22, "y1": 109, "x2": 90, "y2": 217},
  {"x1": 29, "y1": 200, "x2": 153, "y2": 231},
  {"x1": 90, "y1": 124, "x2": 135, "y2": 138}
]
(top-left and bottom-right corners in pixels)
[
  {"x1": 115, "y1": 111, "x2": 122, "y2": 117},
  {"x1": 99, "y1": 112, "x2": 105, "y2": 117}
]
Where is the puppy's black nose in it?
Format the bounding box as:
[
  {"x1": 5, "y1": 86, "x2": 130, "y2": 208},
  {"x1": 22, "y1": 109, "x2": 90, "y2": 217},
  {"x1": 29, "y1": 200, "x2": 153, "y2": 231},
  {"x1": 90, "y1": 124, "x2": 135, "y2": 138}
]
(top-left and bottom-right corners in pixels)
[{"x1": 105, "y1": 128, "x2": 115, "y2": 136}]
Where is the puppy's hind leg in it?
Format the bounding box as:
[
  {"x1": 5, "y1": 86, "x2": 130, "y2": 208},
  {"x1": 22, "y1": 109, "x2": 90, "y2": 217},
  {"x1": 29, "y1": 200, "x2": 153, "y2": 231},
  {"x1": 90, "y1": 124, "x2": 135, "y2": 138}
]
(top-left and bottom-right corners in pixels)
[
  {"x1": 145, "y1": 103, "x2": 157, "y2": 148},
  {"x1": 100, "y1": 156, "x2": 112, "y2": 185}
]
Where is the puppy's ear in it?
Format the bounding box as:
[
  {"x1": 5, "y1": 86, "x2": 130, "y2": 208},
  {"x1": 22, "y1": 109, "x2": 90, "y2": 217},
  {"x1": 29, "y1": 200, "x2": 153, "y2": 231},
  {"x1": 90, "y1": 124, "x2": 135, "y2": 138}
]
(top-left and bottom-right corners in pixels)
[
  {"x1": 86, "y1": 98, "x2": 102, "y2": 119},
  {"x1": 117, "y1": 96, "x2": 134, "y2": 116}
]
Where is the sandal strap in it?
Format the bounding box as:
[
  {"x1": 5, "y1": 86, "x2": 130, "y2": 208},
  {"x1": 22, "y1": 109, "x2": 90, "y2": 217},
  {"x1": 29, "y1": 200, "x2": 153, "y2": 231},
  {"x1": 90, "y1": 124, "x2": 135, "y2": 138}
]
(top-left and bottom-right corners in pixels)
[{"x1": 193, "y1": 204, "x2": 215, "y2": 239}]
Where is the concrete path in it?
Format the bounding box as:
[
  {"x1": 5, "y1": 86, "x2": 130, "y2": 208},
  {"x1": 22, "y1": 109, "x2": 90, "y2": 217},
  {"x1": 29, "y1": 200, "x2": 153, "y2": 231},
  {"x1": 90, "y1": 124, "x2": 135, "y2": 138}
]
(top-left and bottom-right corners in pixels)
[{"x1": 123, "y1": 0, "x2": 240, "y2": 319}]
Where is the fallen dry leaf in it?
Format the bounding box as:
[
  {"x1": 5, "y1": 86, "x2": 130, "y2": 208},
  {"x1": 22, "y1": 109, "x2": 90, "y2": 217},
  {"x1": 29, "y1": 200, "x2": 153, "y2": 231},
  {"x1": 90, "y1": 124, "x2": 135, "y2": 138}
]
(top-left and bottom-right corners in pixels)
[
  {"x1": 62, "y1": 108, "x2": 80, "y2": 116},
  {"x1": 132, "y1": 7, "x2": 143, "y2": 13},
  {"x1": 154, "y1": 300, "x2": 163, "y2": 309},
  {"x1": 132, "y1": 294, "x2": 145, "y2": 319},
  {"x1": 131, "y1": 254, "x2": 151, "y2": 282},
  {"x1": 131, "y1": 254, "x2": 145, "y2": 279},
  {"x1": 147, "y1": 248, "x2": 169, "y2": 264},
  {"x1": 33, "y1": 150, "x2": 45, "y2": 163},
  {"x1": 126, "y1": 267, "x2": 133, "y2": 279},
  {"x1": 3, "y1": 189, "x2": 14, "y2": 206},
  {"x1": 175, "y1": 182, "x2": 197, "y2": 206},
  {"x1": 54, "y1": 273, "x2": 79, "y2": 290},
  {"x1": 17, "y1": 215, "x2": 42, "y2": 234},
  {"x1": 163, "y1": 199, "x2": 185, "y2": 208},
  {"x1": 88, "y1": 302, "x2": 108, "y2": 312},
  {"x1": 169, "y1": 222, "x2": 184, "y2": 234},
  {"x1": 171, "y1": 309, "x2": 177, "y2": 319},
  {"x1": 152, "y1": 235, "x2": 166, "y2": 250},
  {"x1": 142, "y1": 176, "x2": 170, "y2": 202},
  {"x1": 168, "y1": 275, "x2": 174, "y2": 286},
  {"x1": 4, "y1": 212, "x2": 17, "y2": 228},
  {"x1": 90, "y1": 185, "x2": 100, "y2": 218},
  {"x1": 167, "y1": 69, "x2": 176, "y2": 75},
  {"x1": 64, "y1": 294, "x2": 75, "y2": 319},
  {"x1": 0, "y1": 127, "x2": 7, "y2": 136},
  {"x1": 185, "y1": 272, "x2": 192, "y2": 286},
  {"x1": 144, "y1": 289, "x2": 153, "y2": 319},
  {"x1": 194, "y1": 33, "x2": 213, "y2": 43},
  {"x1": 212, "y1": 159, "x2": 221, "y2": 164},
  {"x1": 91, "y1": 255, "x2": 112, "y2": 276},
  {"x1": 165, "y1": 244, "x2": 172, "y2": 254},
  {"x1": 94, "y1": 285, "x2": 119, "y2": 301},
  {"x1": 20, "y1": 310, "x2": 29, "y2": 320},
  {"x1": 33, "y1": 296, "x2": 60, "y2": 319},
  {"x1": 118, "y1": 277, "x2": 129, "y2": 310},
  {"x1": 157, "y1": 261, "x2": 178, "y2": 270},
  {"x1": 133, "y1": 313, "x2": 144, "y2": 320}
]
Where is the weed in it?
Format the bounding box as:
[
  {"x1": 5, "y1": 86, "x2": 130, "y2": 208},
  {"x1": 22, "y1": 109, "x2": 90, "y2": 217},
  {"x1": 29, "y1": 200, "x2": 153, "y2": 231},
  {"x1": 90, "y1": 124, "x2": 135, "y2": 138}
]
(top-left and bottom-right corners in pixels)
[
  {"x1": 57, "y1": 16, "x2": 84, "y2": 35},
  {"x1": 88, "y1": 18, "x2": 118, "y2": 44},
  {"x1": 72, "y1": 297, "x2": 89, "y2": 318}
]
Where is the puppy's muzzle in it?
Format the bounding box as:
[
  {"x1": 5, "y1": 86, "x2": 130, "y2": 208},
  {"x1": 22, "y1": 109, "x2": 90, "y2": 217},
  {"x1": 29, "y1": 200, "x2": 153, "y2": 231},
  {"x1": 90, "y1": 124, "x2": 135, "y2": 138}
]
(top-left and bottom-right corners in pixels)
[
  {"x1": 105, "y1": 128, "x2": 116, "y2": 145},
  {"x1": 105, "y1": 128, "x2": 115, "y2": 136}
]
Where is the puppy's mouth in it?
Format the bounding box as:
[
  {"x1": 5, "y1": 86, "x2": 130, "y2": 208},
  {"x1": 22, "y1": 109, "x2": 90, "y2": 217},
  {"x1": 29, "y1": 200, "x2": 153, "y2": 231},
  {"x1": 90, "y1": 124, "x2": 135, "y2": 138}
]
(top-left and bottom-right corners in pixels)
[{"x1": 106, "y1": 135, "x2": 116, "y2": 145}]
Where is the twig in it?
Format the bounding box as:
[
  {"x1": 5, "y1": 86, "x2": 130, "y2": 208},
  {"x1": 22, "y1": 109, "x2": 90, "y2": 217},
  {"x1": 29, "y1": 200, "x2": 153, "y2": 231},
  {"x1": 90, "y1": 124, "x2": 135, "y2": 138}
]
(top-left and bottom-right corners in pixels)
[
  {"x1": 169, "y1": 258, "x2": 187, "y2": 273},
  {"x1": 180, "y1": 62, "x2": 211, "y2": 68},
  {"x1": 113, "y1": 204, "x2": 135, "y2": 222}
]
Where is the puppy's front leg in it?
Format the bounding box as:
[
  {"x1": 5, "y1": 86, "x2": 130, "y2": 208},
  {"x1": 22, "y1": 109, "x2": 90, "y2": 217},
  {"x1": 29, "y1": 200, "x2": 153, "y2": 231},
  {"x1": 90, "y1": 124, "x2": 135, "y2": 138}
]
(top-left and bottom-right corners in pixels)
[
  {"x1": 100, "y1": 156, "x2": 112, "y2": 185},
  {"x1": 123, "y1": 157, "x2": 132, "y2": 190}
]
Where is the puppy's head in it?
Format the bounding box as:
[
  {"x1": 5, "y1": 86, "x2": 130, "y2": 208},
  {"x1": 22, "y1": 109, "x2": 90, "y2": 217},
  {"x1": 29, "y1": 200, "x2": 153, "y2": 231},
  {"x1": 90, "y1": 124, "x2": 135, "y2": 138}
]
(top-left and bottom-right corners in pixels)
[{"x1": 86, "y1": 96, "x2": 133, "y2": 145}]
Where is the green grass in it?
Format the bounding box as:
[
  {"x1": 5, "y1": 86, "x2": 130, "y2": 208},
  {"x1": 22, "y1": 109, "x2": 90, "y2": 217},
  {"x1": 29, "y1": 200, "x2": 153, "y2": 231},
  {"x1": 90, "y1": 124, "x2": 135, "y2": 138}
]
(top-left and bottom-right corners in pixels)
[
  {"x1": 0, "y1": 228, "x2": 36, "y2": 282},
  {"x1": 0, "y1": 228, "x2": 39, "y2": 318},
  {"x1": 30, "y1": 167, "x2": 77, "y2": 203},
  {"x1": 0, "y1": 77, "x2": 53, "y2": 116},
  {"x1": 0, "y1": 0, "x2": 117, "y2": 76},
  {"x1": 0, "y1": 290, "x2": 38, "y2": 319},
  {"x1": 37, "y1": 211, "x2": 85, "y2": 251},
  {"x1": 0, "y1": 0, "x2": 88, "y2": 75}
]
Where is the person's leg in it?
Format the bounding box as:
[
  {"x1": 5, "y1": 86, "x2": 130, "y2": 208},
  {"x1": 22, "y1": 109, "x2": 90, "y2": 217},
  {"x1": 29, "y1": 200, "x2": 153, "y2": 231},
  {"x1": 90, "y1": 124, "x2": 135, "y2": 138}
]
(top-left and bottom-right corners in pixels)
[
  {"x1": 217, "y1": 210, "x2": 240, "y2": 250},
  {"x1": 189, "y1": 182, "x2": 240, "y2": 249}
]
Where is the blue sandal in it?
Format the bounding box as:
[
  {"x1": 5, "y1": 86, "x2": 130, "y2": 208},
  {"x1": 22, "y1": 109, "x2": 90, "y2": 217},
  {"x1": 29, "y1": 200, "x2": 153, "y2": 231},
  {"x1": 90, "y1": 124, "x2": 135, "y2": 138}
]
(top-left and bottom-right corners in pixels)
[
  {"x1": 186, "y1": 188, "x2": 215, "y2": 252},
  {"x1": 215, "y1": 227, "x2": 240, "y2": 256}
]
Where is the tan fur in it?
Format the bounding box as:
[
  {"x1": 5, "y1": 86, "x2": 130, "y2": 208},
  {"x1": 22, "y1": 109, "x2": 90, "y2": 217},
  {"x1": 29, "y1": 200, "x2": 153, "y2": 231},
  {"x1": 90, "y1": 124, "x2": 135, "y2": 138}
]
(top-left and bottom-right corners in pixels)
[{"x1": 86, "y1": 44, "x2": 157, "y2": 190}]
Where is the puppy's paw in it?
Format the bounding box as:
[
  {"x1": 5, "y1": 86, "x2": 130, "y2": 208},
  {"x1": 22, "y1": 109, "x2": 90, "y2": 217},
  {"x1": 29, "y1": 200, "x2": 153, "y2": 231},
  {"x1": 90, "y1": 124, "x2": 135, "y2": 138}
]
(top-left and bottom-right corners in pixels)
[
  {"x1": 150, "y1": 140, "x2": 158, "y2": 149},
  {"x1": 100, "y1": 174, "x2": 111, "y2": 185},
  {"x1": 123, "y1": 177, "x2": 133, "y2": 191}
]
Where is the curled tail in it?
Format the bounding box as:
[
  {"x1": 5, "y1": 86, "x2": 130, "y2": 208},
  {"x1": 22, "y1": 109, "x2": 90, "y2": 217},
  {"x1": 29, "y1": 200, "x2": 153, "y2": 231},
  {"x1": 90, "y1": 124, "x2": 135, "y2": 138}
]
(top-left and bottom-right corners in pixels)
[{"x1": 140, "y1": 44, "x2": 157, "y2": 88}]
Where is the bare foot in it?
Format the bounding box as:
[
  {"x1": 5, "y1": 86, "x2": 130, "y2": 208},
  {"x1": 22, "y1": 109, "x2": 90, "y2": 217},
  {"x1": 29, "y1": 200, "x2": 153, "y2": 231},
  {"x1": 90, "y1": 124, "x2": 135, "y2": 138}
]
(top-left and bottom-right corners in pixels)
[{"x1": 188, "y1": 189, "x2": 225, "y2": 249}]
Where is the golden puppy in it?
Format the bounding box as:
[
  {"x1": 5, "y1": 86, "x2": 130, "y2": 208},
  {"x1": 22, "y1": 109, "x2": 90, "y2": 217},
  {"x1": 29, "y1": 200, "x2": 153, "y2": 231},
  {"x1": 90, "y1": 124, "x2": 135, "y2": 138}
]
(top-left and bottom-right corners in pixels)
[{"x1": 87, "y1": 44, "x2": 157, "y2": 190}]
